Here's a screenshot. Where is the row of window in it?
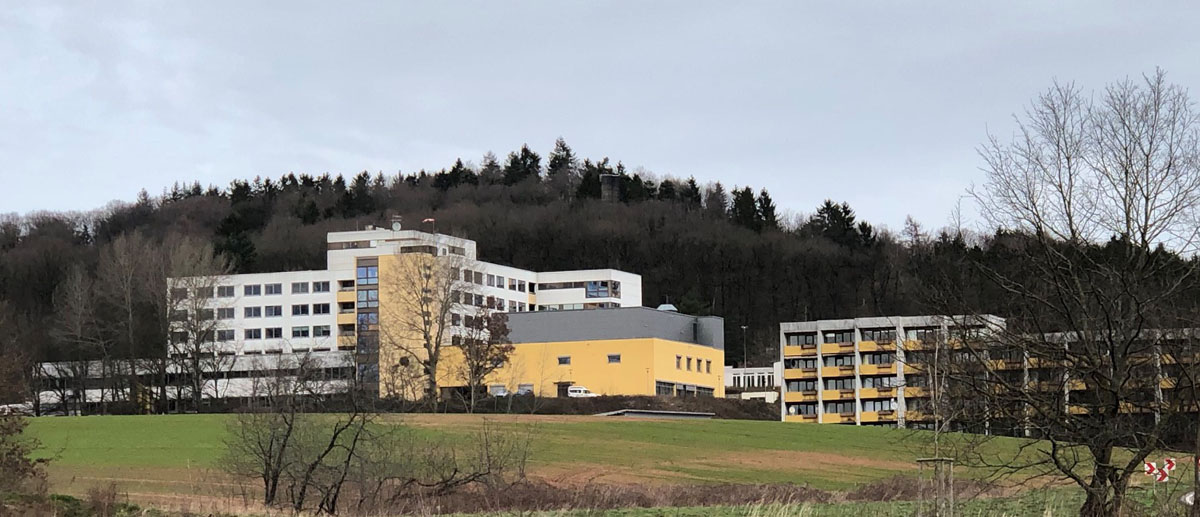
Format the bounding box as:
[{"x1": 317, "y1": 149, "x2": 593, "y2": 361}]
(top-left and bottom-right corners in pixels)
[
  {"x1": 784, "y1": 327, "x2": 946, "y2": 346},
  {"x1": 537, "y1": 280, "x2": 622, "y2": 299},
  {"x1": 783, "y1": 354, "x2": 897, "y2": 369},
  {"x1": 675, "y1": 355, "x2": 713, "y2": 373},
  {"x1": 462, "y1": 270, "x2": 531, "y2": 293},
  {"x1": 214, "y1": 281, "x2": 333, "y2": 298},
  {"x1": 235, "y1": 304, "x2": 331, "y2": 318},
  {"x1": 219, "y1": 325, "x2": 334, "y2": 341},
  {"x1": 555, "y1": 354, "x2": 624, "y2": 365},
  {"x1": 654, "y1": 381, "x2": 715, "y2": 397},
  {"x1": 731, "y1": 373, "x2": 775, "y2": 389},
  {"x1": 785, "y1": 399, "x2": 900, "y2": 416},
  {"x1": 785, "y1": 375, "x2": 903, "y2": 392}
]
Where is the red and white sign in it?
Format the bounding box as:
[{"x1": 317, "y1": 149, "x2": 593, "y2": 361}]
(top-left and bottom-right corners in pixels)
[
  {"x1": 1157, "y1": 467, "x2": 1170, "y2": 483},
  {"x1": 1165, "y1": 458, "x2": 1177, "y2": 472},
  {"x1": 1146, "y1": 461, "x2": 1157, "y2": 476}
]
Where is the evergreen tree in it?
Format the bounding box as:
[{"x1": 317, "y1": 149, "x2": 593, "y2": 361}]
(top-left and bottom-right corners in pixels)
[
  {"x1": 658, "y1": 179, "x2": 678, "y2": 201},
  {"x1": 756, "y1": 188, "x2": 779, "y2": 231},
  {"x1": 502, "y1": 145, "x2": 542, "y2": 185},
  {"x1": 679, "y1": 177, "x2": 702, "y2": 209},
  {"x1": 546, "y1": 138, "x2": 578, "y2": 179},
  {"x1": 729, "y1": 187, "x2": 760, "y2": 231},
  {"x1": 801, "y1": 200, "x2": 873, "y2": 248},
  {"x1": 703, "y1": 182, "x2": 728, "y2": 219},
  {"x1": 478, "y1": 152, "x2": 502, "y2": 185}
]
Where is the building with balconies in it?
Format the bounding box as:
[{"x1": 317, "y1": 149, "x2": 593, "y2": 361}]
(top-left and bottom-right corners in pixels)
[{"x1": 778, "y1": 315, "x2": 1005, "y2": 427}]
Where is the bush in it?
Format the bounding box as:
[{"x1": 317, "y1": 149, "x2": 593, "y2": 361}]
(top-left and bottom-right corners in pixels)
[{"x1": 399, "y1": 394, "x2": 780, "y2": 420}]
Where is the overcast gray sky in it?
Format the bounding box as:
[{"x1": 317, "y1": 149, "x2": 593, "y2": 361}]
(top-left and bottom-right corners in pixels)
[{"x1": 2, "y1": 2, "x2": 1197, "y2": 230}]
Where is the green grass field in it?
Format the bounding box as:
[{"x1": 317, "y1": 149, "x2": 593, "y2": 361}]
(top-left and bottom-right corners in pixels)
[
  {"x1": 22, "y1": 414, "x2": 1184, "y2": 516},
  {"x1": 25, "y1": 413, "x2": 958, "y2": 490}
]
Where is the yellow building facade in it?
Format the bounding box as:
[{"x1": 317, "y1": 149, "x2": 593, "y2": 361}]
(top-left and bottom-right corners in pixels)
[{"x1": 436, "y1": 337, "x2": 725, "y2": 398}]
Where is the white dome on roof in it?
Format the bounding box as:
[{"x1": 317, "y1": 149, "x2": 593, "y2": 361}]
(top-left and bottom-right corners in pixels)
[{"x1": 656, "y1": 303, "x2": 678, "y2": 312}]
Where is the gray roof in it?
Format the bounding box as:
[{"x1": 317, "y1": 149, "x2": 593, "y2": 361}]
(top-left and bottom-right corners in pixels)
[{"x1": 507, "y1": 307, "x2": 724, "y2": 349}]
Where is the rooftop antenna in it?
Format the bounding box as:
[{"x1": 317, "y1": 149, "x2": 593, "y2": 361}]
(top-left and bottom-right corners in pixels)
[{"x1": 390, "y1": 215, "x2": 402, "y2": 232}]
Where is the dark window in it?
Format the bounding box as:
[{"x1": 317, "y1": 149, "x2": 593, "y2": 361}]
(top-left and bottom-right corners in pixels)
[
  {"x1": 217, "y1": 308, "x2": 235, "y2": 320},
  {"x1": 313, "y1": 303, "x2": 330, "y2": 315},
  {"x1": 787, "y1": 403, "x2": 818, "y2": 416},
  {"x1": 312, "y1": 281, "x2": 330, "y2": 293},
  {"x1": 291, "y1": 282, "x2": 309, "y2": 294},
  {"x1": 292, "y1": 304, "x2": 309, "y2": 316},
  {"x1": 244, "y1": 285, "x2": 261, "y2": 296},
  {"x1": 557, "y1": 356, "x2": 571, "y2": 365},
  {"x1": 863, "y1": 352, "x2": 896, "y2": 365},
  {"x1": 824, "y1": 401, "x2": 855, "y2": 414},
  {"x1": 785, "y1": 332, "x2": 818, "y2": 346},
  {"x1": 244, "y1": 307, "x2": 261, "y2": 318},
  {"x1": 863, "y1": 399, "x2": 895, "y2": 412},
  {"x1": 862, "y1": 376, "x2": 898, "y2": 388},
  {"x1": 265, "y1": 327, "x2": 282, "y2": 339},
  {"x1": 217, "y1": 285, "x2": 235, "y2": 297},
  {"x1": 824, "y1": 330, "x2": 854, "y2": 343},
  {"x1": 170, "y1": 287, "x2": 188, "y2": 300},
  {"x1": 216, "y1": 329, "x2": 235, "y2": 341},
  {"x1": 265, "y1": 283, "x2": 283, "y2": 295},
  {"x1": 244, "y1": 329, "x2": 262, "y2": 340},
  {"x1": 861, "y1": 328, "x2": 896, "y2": 342},
  {"x1": 608, "y1": 354, "x2": 621, "y2": 364},
  {"x1": 824, "y1": 378, "x2": 855, "y2": 390},
  {"x1": 787, "y1": 380, "x2": 817, "y2": 392},
  {"x1": 784, "y1": 357, "x2": 818, "y2": 369},
  {"x1": 313, "y1": 325, "x2": 331, "y2": 337},
  {"x1": 823, "y1": 355, "x2": 855, "y2": 367},
  {"x1": 292, "y1": 326, "x2": 310, "y2": 338},
  {"x1": 656, "y1": 381, "x2": 675, "y2": 396},
  {"x1": 265, "y1": 305, "x2": 283, "y2": 317}
]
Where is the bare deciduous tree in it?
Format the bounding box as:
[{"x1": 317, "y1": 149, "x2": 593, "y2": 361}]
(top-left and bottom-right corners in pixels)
[
  {"x1": 378, "y1": 252, "x2": 474, "y2": 407},
  {"x1": 156, "y1": 236, "x2": 232, "y2": 411},
  {"x1": 453, "y1": 308, "x2": 514, "y2": 413},
  {"x1": 938, "y1": 70, "x2": 1200, "y2": 517}
]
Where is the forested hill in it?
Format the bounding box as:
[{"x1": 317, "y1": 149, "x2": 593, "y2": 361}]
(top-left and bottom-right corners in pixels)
[{"x1": 0, "y1": 139, "x2": 1011, "y2": 365}]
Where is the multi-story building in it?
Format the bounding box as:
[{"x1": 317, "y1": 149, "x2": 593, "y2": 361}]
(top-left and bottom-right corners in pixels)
[
  {"x1": 724, "y1": 362, "x2": 782, "y2": 404},
  {"x1": 778, "y1": 315, "x2": 1005, "y2": 427},
  {"x1": 188, "y1": 225, "x2": 641, "y2": 360}
]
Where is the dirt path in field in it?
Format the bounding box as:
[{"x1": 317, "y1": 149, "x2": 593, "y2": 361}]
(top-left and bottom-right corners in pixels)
[{"x1": 393, "y1": 413, "x2": 614, "y2": 426}]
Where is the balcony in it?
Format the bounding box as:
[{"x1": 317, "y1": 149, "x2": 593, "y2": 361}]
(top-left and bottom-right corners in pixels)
[
  {"x1": 784, "y1": 368, "x2": 818, "y2": 380},
  {"x1": 336, "y1": 312, "x2": 357, "y2": 325},
  {"x1": 821, "y1": 342, "x2": 857, "y2": 355},
  {"x1": 337, "y1": 335, "x2": 356, "y2": 348},
  {"x1": 783, "y1": 414, "x2": 819, "y2": 423},
  {"x1": 903, "y1": 363, "x2": 925, "y2": 375},
  {"x1": 858, "y1": 340, "x2": 895, "y2": 353},
  {"x1": 784, "y1": 391, "x2": 819, "y2": 403},
  {"x1": 821, "y1": 365, "x2": 856, "y2": 378},
  {"x1": 336, "y1": 290, "x2": 357, "y2": 303},
  {"x1": 860, "y1": 387, "x2": 896, "y2": 399},
  {"x1": 821, "y1": 413, "x2": 856, "y2": 424},
  {"x1": 903, "y1": 339, "x2": 931, "y2": 351},
  {"x1": 860, "y1": 410, "x2": 897, "y2": 423},
  {"x1": 905, "y1": 410, "x2": 931, "y2": 421},
  {"x1": 782, "y1": 345, "x2": 818, "y2": 358},
  {"x1": 860, "y1": 363, "x2": 896, "y2": 376},
  {"x1": 903, "y1": 386, "x2": 929, "y2": 398},
  {"x1": 821, "y1": 389, "x2": 856, "y2": 401}
]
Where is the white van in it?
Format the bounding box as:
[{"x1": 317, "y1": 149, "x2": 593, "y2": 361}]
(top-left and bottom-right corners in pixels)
[{"x1": 567, "y1": 385, "x2": 599, "y2": 398}]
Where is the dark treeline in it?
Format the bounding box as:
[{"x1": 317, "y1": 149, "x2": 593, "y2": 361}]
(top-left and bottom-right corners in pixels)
[{"x1": 0, "y1": 138, "x2": 1085, "y2": 368}]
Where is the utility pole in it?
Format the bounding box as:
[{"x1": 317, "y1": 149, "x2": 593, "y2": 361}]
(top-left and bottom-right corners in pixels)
[{"x1": 740, "y1": 325, "x2": 748, "y2": 368}]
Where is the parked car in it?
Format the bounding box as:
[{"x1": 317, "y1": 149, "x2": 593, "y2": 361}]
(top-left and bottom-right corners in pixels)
[{"x1": 567, "y1": 385, "x2": 599, "y2": 398}]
